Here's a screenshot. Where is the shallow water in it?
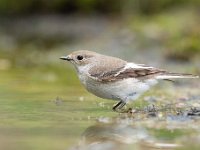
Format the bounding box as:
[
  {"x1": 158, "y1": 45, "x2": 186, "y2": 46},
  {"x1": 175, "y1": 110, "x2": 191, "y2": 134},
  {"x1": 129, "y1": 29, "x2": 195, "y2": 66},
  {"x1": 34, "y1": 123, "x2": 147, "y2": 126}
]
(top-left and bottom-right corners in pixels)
[{"x1": 0, "y1": 67, "x2": 199, "y2": 150}]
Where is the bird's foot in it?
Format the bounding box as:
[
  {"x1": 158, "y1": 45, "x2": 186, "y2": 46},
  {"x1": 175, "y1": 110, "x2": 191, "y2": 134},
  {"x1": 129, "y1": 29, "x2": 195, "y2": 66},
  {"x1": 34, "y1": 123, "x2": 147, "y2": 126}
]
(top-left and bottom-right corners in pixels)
[{"x1": 115, "y1": 107, "x2": 137, "y2": 114}]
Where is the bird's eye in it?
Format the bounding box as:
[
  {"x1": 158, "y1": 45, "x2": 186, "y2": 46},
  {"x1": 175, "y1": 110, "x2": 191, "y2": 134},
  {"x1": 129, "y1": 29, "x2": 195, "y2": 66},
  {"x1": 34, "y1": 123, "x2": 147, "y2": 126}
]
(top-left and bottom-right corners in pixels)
[{"x1": 77, "y1": 55, "x2": 83, "y2": 60}]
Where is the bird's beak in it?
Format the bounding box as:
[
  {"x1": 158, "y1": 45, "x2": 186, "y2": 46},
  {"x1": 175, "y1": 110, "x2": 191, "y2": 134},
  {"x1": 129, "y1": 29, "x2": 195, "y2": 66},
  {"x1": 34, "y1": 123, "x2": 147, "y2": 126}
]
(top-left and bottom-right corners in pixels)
[{"x1": 60, "y1": 55, "x2": 73, "y2": 61}]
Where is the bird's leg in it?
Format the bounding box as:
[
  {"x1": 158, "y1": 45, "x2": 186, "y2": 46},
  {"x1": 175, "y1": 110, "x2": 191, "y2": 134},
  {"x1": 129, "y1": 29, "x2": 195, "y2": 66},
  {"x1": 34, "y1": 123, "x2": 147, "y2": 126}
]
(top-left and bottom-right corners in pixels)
[
  {"x1": 112, "y1": 101, "x2": 126, "y2": 112},
  {"x1": 112, "y1": 101, "x2": 123, "y2": 111},
  {"x1": 113, "y1": 101, "x2": 137, "y2": 114},
  {"x1": 118, "y1": 102, "x2": 126, "y2": 110}
]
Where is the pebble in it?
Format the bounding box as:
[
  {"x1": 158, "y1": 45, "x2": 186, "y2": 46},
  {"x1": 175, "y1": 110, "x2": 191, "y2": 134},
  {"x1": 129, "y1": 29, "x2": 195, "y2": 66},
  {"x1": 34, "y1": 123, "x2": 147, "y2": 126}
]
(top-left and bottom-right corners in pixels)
[{"x1": 79, "y1": 96, "x2": 84, "y2": 101}]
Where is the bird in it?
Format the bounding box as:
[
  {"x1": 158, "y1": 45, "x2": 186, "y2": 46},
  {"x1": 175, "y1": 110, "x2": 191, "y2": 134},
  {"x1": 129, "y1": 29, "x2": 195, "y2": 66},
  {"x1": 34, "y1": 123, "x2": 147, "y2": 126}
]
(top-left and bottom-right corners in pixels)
[{"x1": 60, "y1": 50, "x2": 199, "y2": 112}]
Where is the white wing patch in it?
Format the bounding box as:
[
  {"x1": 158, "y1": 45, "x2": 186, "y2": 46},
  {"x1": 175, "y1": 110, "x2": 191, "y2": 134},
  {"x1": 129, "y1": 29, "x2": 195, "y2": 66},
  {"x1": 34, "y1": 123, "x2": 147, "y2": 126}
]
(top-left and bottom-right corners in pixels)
[
  {"x1": 114, "y1": 63, "x2": 154, "y2": 77},
  {"x1": 156, "y1": 75, "x2": 199, "y2": 79},
  {"x1": 125, "y1": 63, "x2": 154, "y2": 69}
]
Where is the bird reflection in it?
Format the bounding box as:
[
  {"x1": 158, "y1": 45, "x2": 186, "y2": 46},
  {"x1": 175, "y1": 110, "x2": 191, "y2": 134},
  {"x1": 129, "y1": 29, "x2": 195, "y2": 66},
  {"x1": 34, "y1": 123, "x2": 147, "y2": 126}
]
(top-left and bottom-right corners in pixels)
[
  {"x1": 70, "y1": 117, "x2": 180, "y2": 150},
  {"x1": 72, "y1": 121, "x2": 147, "y2": 150}
]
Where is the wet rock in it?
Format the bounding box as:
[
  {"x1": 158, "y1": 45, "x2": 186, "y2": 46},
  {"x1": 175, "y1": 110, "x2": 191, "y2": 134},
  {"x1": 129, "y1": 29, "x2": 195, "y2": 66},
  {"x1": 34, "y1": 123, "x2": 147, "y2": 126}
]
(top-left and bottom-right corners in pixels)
[
  {"x1": 186, "y1": 108, "x2": 200, "y2": 116},
  {"x1": 191, "y1": 103, "x2": 200, "y2": 108},
  {"x1": 143, "y1": 105, "x2": 158, "y2": 117},
  {"x1": 175, "y1": 102, "x2": 186, "y2": 108},
  {"x1": 51, "y1": 96, "x2": 63, "y2": 105}
]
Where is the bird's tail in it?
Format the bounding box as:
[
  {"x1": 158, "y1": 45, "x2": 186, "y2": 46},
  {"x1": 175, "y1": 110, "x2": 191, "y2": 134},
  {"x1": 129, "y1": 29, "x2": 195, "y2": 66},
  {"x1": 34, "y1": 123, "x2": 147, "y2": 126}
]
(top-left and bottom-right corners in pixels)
[{"x1": 156, "y1": 72, "x2": 199, "y2": 80}]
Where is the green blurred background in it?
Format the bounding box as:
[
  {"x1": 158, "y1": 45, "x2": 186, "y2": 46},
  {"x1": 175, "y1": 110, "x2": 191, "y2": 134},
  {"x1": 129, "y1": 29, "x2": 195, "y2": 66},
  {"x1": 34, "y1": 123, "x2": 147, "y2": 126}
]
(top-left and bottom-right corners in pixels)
[
  {"x1": 0, "y1": 0, "x2": 200, "y2": 150},
  {"x1": 0, "y1": 0, "x2": 200, "y2": 68}
]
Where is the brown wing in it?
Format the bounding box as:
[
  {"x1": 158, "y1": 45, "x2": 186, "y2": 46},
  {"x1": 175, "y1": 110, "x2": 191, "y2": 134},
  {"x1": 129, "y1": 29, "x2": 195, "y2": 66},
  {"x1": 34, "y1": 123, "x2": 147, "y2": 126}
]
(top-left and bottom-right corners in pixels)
[
  {"x1": 88, "y1": 55, "x2": 127, "y2": 81},
  {"x1": 90, "y1": 66, "x2": 166, "y2": 83}
]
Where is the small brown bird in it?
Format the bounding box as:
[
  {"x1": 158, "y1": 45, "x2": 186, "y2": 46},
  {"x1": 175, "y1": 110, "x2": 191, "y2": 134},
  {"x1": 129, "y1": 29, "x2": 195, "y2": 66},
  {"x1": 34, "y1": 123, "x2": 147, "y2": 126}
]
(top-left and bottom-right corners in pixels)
[{"x1": 60, "y1": 50, "x2": 199, "y2": 112}]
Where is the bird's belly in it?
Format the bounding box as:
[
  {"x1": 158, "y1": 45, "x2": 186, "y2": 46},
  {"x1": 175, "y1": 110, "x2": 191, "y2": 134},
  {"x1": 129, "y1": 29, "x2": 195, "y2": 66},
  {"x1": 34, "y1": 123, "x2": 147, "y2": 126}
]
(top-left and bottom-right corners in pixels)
[
  {"x1": 86, "y1": 81, "x2": 122, "y2": 100},
  {"x1": 80, "y1": 76, "x2": 158, "y2": 102}
]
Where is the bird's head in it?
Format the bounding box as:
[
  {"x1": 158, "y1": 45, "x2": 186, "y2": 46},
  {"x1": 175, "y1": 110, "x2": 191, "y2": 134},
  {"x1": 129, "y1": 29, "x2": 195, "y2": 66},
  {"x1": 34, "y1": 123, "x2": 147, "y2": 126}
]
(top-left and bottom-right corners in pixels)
[{"x1": 60, "y1": 50, "x2": 99, "y2": 68}]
